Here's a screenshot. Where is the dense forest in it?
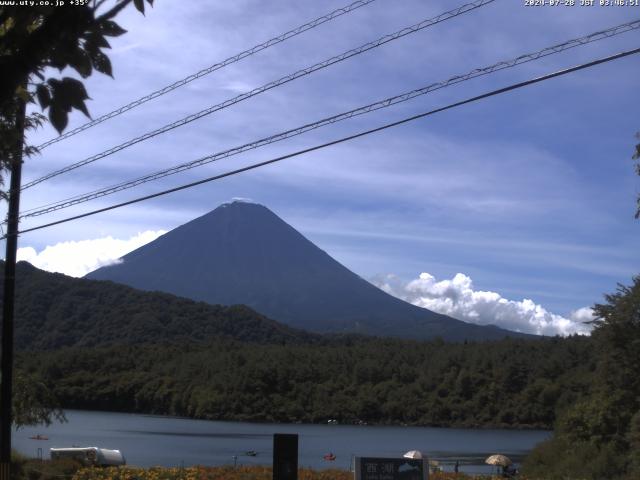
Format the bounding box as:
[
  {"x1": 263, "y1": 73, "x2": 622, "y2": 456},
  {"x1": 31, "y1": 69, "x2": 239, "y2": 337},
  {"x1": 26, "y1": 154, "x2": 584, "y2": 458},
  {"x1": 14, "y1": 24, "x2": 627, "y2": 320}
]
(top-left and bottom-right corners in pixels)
[{"x1": 17, "y1": 335, "x2": 592, "y2": 429}]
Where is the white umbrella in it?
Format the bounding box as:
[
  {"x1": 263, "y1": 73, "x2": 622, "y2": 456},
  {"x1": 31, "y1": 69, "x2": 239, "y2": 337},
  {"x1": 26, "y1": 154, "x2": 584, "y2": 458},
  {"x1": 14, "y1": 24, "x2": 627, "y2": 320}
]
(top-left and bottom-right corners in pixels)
[
  {"x1": 485, "y1": 454, "x2": 512, "y2": 467},
  {"x1": 403, "y1": 450, "x2": 423, "y2": 459}
]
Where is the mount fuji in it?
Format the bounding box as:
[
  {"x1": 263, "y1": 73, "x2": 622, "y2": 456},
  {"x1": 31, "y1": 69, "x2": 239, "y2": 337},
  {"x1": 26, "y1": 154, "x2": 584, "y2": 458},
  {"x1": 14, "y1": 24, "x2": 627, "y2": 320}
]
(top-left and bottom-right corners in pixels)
[{"x1": 86, "y1": 201, "x2": 527, "y2": 341}]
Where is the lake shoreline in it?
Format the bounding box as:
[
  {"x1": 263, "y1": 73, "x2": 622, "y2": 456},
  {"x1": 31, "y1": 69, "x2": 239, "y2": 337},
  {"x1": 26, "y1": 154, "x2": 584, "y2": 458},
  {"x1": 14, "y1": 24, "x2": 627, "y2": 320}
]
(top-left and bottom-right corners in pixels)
[
  {"x1": 55, "y1": 406, "x2": 553, "y2": 432},
  {"x1": 13, "y1": 409, "x2": 551, "y2": 474}
]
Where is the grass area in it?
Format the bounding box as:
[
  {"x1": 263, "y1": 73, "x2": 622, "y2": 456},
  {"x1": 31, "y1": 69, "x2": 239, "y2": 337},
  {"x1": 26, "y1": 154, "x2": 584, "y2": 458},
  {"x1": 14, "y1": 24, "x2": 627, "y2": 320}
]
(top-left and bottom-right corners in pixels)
[{"x1": 12, "y1": 455, "x2": 84, "y2": 479}]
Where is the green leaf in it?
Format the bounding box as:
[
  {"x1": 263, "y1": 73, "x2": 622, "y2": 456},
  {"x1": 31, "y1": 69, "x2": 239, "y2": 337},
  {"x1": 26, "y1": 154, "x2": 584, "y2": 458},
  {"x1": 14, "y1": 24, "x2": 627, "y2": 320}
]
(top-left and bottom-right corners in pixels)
[
  {"x1": 71, "y1": 99, "x2": 91, "y2": 119},
  {"x1": 69, "y1": 48, "x2": 92, "y2": 78},
  {"x1": 91, "y1": 50, "x2": 112, "y2": 77},
  {"x1": 133, "y1": 0, "x2": 145, "y2": 14},
  {"x1": 86, "y1": 32, "x2": 111, "y2": 49},
  {"x1": 49, "y1": 78, "x2": 69, "y2": 109},
  {"x1": 59, "y1": 78, "x2": 91, "y2": 118},
  {"x1": 47, "y1": 78, "x2": 91, "y2": 122},
  {"x1": 61, "y1": 77, "x2": 89, "y2": 100},
  {"x1": 100, "y1": 20, "x2": 127, "y2": 37},
  {"x1": 35, "y1": 84, "x2": 50, "y2": 109},
  {"x1": 48, "y1": 47, "x2": 67, "y2": 70},
  {"x1": 49, "y1": 104, "x2": 68, "y2": 134}
]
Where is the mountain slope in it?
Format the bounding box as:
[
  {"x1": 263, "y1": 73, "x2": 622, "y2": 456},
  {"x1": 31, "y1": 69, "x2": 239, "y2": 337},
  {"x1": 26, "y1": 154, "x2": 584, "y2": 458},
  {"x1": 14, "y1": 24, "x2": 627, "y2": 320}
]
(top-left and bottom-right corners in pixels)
[
  {"x1": 1, "y1": 261, "x2": 315, "y2": 350},
  {"x1": 87, "y1": 201, "x2": 527, "y2": 341}
]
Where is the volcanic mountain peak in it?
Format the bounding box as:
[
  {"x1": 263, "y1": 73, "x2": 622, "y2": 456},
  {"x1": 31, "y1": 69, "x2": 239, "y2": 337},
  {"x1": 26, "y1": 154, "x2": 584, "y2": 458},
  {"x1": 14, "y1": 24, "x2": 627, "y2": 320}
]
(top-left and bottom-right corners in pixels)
[{"x1": 87, "y1": 202, "x2": 529, "y2": 341}]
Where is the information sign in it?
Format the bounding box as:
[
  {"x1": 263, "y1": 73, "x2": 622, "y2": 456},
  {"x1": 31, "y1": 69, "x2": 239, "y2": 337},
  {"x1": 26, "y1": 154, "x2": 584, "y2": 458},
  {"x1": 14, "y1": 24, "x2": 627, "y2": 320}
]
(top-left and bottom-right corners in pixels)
[{"x1": 354, "y1": 457, "x2": 429, "y2": 480}]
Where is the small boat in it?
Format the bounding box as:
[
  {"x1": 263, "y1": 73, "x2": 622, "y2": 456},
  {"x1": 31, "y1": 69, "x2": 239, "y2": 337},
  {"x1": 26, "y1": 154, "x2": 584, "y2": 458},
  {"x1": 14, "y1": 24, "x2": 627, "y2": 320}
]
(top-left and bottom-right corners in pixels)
[
  {"x1": 323, "y1": 452, "x2": 336, "y2": 461},
  {"x1": 29, "y1": 434, "x2": 48, "y2": 440},
  {"x1": 245, "y1": 450, "x2": 257, "y2": 457}
]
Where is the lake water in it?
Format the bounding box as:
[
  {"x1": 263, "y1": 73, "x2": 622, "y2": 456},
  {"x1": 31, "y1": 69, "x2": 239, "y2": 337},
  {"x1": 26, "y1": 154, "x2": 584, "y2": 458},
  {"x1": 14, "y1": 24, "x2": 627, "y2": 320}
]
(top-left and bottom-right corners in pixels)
[{"x1": 13, "y1": 410, "x2": 550, "y2": 475}]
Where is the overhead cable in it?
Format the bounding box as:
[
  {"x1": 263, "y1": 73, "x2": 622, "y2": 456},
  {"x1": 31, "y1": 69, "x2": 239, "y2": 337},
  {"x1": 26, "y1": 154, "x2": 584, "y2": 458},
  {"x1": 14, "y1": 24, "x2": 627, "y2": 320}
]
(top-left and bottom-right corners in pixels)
[
  {"x1": 35, "y1": 0, "x2": 379, "y2": 150},
  {"x1": 20, "y1": 19, "x2": 640, "y2": 219},
  {"x1": 23, "y1": 0, "x2": 496, "y2": 190},
  {"x1": 11, "y1": 46, "x2": 640, "y2": 238}
]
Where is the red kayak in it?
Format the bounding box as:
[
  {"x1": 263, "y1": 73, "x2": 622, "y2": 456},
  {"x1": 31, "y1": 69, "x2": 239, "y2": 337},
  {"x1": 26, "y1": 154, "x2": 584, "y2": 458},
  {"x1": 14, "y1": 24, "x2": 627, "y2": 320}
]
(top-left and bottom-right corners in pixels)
[
  {"x1": 29, "y1": 434, "x2": 48, "y2": 440},
  {"x1": 323, "y1": 453, "x2": 336, "y2": 461}
]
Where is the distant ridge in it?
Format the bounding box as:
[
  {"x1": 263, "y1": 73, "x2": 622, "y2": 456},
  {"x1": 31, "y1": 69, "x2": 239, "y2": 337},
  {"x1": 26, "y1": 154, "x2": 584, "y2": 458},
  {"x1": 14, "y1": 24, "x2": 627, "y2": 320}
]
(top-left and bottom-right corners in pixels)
[{"x1": 86, "y1": 201, "x2": 530, "y2": 341}]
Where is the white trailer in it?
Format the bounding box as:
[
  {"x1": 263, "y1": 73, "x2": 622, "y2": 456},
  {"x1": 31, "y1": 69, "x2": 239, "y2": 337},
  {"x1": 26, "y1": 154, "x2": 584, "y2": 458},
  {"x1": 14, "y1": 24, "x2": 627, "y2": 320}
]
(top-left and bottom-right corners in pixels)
[{"x1": 50, "y1": 447, "x2": 126, "y2": 466}]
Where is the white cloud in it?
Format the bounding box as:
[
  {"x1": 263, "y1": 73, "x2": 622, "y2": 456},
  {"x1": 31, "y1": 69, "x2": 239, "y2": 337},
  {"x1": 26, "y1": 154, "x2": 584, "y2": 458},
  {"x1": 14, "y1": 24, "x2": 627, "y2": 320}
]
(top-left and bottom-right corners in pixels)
[
  {"x1": 373, "y1": 272, "x2": 592, "y2": 336},
  {"x1": 17, "y1": 230, "x2": 166, "y2": 278},
  {"x1": 569, "y1": 306, "x2": 595, "y2": 325}
]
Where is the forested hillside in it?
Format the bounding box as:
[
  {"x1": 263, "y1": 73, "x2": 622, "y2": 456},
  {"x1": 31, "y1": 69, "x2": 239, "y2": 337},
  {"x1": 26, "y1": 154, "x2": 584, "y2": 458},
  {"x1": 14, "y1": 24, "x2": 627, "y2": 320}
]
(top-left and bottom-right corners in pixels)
[
  {"x1": 2, "y1": 260, "x2": 598, "y2": 431},
  {"x1": 19, "y1": 335, "x2": 592, "y2": 429},
  {"x1": 2, "y1": 261, "x2": 316, "y2": 349}
]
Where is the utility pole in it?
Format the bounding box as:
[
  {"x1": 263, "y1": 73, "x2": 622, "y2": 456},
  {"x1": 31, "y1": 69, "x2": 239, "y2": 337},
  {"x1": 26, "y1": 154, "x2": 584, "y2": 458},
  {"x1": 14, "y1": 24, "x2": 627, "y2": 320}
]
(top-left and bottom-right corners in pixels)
[{"x1": 0, "y1": 96, "x2": 26, "y2": 480}]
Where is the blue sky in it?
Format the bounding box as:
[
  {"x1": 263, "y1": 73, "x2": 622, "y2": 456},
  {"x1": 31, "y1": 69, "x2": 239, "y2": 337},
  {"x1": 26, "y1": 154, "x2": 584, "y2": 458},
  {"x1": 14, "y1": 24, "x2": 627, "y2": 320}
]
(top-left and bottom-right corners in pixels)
[{"x1": 5, "y1": 0, "x2": 639, "y2": 335}]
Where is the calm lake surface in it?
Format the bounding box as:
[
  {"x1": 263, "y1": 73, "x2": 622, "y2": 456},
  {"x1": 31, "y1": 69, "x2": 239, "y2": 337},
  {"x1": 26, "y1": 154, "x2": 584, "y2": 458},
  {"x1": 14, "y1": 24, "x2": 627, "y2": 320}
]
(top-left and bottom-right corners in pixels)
[{"x1": 13, "y1": 410, "x2": 550, "y2": 475}]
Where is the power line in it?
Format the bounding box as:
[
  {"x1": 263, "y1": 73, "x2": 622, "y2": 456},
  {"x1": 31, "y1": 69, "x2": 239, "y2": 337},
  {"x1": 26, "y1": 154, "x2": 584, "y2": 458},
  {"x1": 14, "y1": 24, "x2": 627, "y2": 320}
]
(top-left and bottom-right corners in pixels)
[
  {"x1": 20, "y1": 19, "x2": 640, "y2": 219},
  {"x1": 12, "y1": 46, "x2": 640, "y2": 239},
  {"x1": 35, "y1": 0, "x2": 378, "y2": 151},
  {"x1": 22, "y1": 0, "x2": 495, "y2": 191}
]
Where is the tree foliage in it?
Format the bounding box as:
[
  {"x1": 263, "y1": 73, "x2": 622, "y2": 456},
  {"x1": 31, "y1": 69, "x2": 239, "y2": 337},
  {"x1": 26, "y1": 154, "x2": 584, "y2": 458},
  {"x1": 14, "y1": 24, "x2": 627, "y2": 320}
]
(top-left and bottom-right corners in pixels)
[
  {"x1": 11, "y1": 372, "x2": 65, "y2": 428},
  {"x1": 0, "y1": 367, "x2": 65, "y2": 429},
  {"x1": 0, "y1": 0, "x2": 153, "y2": 133},
  {"x1": 523, "y1": 276, "x2": 640, "y2": 479},
  {"x1": 634, "y1": 132, "x2": 640, "y2": 218},
  {"x1": 0, "y1": 0, "x2": 153, "y2": 195},
  {"x1": 17, "y1": 335, "x2": 594, "y2": 430},
  {"x1": 0, "y1": 94, "x2": 44, "y2": 199}
]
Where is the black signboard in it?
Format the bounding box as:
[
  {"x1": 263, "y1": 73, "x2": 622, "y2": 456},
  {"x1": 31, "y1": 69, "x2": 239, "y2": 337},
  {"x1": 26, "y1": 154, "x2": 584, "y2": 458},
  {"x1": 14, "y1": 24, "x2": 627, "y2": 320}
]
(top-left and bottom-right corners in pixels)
[
  {"x1": 273, "y1": 433, "x2": 298, "y2": 480},
  {"x1": 354, "y1": 457, "x2": 428, "y2": 480}
]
